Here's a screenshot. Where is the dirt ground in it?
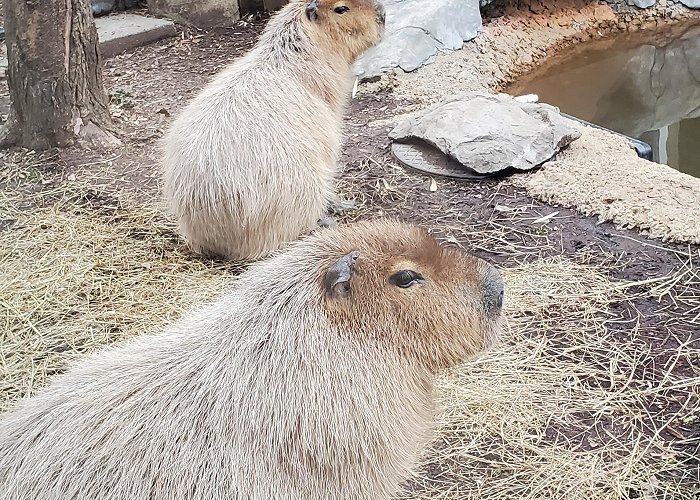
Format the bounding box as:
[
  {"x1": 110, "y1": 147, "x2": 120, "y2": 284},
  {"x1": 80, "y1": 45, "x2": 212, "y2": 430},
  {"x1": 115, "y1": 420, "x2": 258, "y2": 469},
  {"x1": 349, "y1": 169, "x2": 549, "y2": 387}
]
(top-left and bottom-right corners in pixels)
[
  {"x1": 362, "y1": 0, "x2": 700, "y2": 248},
  {"x1": 0, "y1": 1, "x2": 699, "y2": 498}
]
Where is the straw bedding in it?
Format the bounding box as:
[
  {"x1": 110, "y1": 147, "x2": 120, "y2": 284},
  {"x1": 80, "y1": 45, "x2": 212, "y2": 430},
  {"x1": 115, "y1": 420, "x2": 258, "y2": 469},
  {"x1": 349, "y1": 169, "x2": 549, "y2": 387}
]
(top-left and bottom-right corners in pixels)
[{"x1": 1, "y1": 171, "x2": 698, "y2": 499}]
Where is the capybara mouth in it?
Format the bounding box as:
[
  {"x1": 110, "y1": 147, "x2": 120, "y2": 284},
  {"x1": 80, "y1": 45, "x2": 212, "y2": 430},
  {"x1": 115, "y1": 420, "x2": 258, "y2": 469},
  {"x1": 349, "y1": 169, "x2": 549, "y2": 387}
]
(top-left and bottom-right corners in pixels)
[{"x1": 486, "y1": 317, "x2": 504, "y2": 350}]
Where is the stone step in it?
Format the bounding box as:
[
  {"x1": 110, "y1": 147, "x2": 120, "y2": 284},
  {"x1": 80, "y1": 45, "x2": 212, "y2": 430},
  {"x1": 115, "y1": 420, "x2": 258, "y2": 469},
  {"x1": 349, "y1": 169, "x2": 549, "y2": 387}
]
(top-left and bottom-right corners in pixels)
[{"x1": 94, "y1": 13, "x2": 177, "y2": 58}]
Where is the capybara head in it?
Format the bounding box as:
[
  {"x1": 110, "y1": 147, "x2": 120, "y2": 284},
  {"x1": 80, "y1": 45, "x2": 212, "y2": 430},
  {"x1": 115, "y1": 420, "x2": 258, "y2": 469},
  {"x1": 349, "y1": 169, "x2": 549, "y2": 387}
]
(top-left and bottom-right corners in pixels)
[
  {"x1": 316, "y1": 220, "x2": 504, "y2": 372},
  {"x1": 304, "y1": 0, "x2": 385, "y2": 62}
]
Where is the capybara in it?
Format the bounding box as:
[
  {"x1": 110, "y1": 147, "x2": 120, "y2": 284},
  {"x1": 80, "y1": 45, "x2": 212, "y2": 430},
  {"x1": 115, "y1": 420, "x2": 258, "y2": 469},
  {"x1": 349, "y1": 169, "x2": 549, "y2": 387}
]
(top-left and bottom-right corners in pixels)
[
  {"x1": 0, "y1": 220, "x2": 504, "y2": 499},
  {"x1": 161, "y1": 0, "x2": 386, "y2": 261}
]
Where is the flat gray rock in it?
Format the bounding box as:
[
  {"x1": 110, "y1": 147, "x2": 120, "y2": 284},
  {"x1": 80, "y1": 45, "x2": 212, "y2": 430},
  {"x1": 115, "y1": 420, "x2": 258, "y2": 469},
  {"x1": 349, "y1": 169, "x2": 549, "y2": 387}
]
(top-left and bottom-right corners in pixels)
[
  {"x1": 95, "y1": 13, "x2": 177, "y2": 58},
  {"x1": 353, "y1": 0, "x2": 482, "y2": 80},
  {"x1": 627, "y1": 0, "x2": 656, "y2": 8},
  {"x1": 389, "y1": 92, "x2": 582, "y2": 175}
]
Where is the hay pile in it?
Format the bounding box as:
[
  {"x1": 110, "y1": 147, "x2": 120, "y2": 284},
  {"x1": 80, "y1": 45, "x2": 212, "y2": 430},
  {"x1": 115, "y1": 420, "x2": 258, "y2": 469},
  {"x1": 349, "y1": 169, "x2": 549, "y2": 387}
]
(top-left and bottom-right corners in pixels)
[
  {"x1": 403, "y1": 257, "x2": 699, "y2": 499},
  {"x1": 1, "y1": 171, "x2": 698, "y2": 498},
  {"x1": 0, "y1": 181, "x2": 242, "y2": 410}
]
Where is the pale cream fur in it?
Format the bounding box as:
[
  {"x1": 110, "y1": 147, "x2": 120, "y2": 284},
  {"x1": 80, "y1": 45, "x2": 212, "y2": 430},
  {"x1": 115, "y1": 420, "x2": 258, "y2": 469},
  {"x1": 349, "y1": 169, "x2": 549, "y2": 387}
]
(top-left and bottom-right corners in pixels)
[
  {"x1": 161, "y1": 0, "x2": 385, "y2": 261},
  {"x1": 0, "y1": 220, "x2": 504, "y2": 500}
]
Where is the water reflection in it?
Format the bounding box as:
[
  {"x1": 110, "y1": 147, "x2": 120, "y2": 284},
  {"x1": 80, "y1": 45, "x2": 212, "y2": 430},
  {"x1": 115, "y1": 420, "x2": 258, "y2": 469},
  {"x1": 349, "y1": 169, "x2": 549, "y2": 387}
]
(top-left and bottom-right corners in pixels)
[{"x1": 509, "y1": 23, "x2": 700, "y2": 178}]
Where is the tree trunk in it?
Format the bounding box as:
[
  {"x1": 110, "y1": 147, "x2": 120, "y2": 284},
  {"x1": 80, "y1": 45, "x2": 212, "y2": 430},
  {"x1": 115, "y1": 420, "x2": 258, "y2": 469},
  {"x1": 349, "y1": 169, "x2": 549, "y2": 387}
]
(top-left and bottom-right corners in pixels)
[{"x1": 1, "y1": 0, "x2": 119, "y2": 150}]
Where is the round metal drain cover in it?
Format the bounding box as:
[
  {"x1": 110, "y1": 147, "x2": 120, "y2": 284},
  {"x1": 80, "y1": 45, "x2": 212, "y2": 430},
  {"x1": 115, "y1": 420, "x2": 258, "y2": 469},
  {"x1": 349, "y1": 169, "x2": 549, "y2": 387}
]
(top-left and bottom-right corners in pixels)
[{"x1": 391, "y1": 140, "x2": 494, "y2": 181}]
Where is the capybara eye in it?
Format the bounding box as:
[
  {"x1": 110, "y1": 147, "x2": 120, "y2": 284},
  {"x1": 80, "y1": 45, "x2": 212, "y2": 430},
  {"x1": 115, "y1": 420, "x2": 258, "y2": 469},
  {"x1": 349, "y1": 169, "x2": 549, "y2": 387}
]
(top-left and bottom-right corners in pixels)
[
  {"x1": 389, "y1": 270, "x2": 424, "y2": 289},
  {"x1": 334, "y1": 5, "x2": 350, "y2": 14}
]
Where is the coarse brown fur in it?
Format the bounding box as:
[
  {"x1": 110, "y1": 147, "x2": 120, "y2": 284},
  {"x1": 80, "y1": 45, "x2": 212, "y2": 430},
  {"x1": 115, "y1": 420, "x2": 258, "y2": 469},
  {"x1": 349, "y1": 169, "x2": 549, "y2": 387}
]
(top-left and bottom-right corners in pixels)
[
  {"x1": 0, "y1": 220, "x2": 504, "y2": 500},
  {"x1": 161, "y1": 0, "x2": 385, "y2": 261}
]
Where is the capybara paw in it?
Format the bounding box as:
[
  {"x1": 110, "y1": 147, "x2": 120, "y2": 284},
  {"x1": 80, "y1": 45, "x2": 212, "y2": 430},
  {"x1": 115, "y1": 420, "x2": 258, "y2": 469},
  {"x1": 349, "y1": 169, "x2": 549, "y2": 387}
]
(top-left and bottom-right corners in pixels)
[
  {"x1": 328, "y1": 198, "x2": 357, "y2": 215},
  {"x1": 317, "y1": 216, "x2": 338, "y2": 229}
]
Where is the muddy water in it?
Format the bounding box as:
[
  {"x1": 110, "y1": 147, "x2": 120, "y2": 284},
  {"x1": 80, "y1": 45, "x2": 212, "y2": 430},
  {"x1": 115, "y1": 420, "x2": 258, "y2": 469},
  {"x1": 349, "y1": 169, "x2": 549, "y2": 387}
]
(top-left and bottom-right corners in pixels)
[{"x1": 508, "y1": 22, "x2": 700, "y2": 178}]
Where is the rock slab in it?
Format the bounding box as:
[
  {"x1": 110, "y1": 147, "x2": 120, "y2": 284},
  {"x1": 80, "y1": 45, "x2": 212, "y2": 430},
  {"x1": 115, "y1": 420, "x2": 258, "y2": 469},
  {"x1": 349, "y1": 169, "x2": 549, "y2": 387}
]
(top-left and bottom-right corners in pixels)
[
  {"x1": 389, "y1": 92, "x2": 582, "y2": 175},
  {"x1": 149, "y1": 0, "x2": 240, "y2": 27},
  {"x1": 95, "y1": 13, "x2": 177, "y2": 58},
  {"x1": 627, "y1": 0, "x2": 656, "y2": 8},
  {"x1": 353, "y1": 0, "x2": 482, "y2": 80}
]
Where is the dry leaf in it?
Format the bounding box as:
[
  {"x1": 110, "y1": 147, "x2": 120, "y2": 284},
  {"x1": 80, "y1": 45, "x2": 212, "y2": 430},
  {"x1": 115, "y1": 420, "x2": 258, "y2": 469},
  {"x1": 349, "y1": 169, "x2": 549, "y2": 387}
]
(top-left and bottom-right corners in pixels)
[{"x1": 494, "y1": 204, "x2": 515, "y2": 212}]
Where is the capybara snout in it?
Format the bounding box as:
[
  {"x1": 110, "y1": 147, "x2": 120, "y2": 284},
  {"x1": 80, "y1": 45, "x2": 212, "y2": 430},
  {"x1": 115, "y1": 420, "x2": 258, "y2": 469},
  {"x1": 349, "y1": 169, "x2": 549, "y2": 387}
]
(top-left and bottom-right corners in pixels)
[
  {"x1": 374, "y1": 1, "x2": 386, "y2": 26},
  {"x1": 480, "y1": 264, "x2": 505, "y2": 316},
  {"x1": 471, "y1": 259, "x2": 504, "y2": 351}
]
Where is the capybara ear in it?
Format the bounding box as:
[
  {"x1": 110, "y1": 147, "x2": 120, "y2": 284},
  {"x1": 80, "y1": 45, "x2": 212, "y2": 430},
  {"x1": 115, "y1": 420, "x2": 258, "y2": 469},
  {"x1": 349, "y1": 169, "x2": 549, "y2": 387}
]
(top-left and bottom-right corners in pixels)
[
  {"x1": 306, "y1": 0, "x2": 319, "y2": 21},
  {"x1": 324, "y1": 250, "x2": 360, "y2": 299}
]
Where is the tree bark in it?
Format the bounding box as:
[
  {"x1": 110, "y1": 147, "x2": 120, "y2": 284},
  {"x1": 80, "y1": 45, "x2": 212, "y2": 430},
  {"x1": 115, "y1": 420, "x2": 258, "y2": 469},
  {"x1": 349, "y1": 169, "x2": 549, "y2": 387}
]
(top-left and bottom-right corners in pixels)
[{"x1": 1, "y1": 0, "x2": 119, "y2": 150}]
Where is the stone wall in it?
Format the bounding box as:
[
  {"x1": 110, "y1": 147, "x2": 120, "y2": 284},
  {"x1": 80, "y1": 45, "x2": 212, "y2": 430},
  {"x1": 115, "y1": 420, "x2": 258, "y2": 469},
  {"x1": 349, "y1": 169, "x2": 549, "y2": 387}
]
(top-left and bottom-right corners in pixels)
[
  {"x1": 605, "y1": 0, "x2": 699, "y2": 9},
  {"x1": 90, "y1": 0, "x2": 699, "y2": 67},
  {"x1": 354, "y1": 0, "x2": 483, "y2": 80},
  {"x1": 591, "y1": 24, "x2": 700, "y2": 136}
]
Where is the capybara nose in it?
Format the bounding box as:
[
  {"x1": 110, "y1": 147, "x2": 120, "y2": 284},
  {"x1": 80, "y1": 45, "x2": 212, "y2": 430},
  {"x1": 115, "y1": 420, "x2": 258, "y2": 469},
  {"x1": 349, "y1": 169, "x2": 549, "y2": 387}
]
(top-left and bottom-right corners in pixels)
[
  {"x1": 377, "y1": 3, "x2": 386, "y2": 25},
  {"x1": 482, "y1": 265, "x2": 504, "y2": 313}
]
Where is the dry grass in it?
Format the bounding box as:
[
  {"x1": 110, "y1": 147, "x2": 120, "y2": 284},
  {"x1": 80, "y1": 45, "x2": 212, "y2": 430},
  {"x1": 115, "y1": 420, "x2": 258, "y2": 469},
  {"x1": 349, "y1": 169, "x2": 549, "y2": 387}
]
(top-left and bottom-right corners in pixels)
[
  {"x1": 1, "y1": 158, "x2": 698, "y2": 499},
  {"x1": 403, "y1": 258, "x2": 699, "y2": 499},
  {"x1": 0, "y1": 174, "x2": 243, "y2": 410}
]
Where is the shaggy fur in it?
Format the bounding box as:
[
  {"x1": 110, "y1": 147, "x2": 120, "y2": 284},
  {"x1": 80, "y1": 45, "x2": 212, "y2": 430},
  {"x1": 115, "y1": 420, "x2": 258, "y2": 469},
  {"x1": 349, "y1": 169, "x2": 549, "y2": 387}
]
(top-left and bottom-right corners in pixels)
[
  {"x1": 161, "y1": 0, "x2": 385, "y2": 261},
  {"x1": 0, "y1": 220, "x2": 504, "y2": 500}
]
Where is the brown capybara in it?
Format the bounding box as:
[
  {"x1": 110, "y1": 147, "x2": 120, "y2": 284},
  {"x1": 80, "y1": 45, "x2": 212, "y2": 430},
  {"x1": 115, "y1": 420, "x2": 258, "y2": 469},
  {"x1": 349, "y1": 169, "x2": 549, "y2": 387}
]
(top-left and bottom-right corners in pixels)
[
  {"x1": 0, "y1": 219, "x2": 504, "y2": 500},
  {"x1": 161, "y1": 0, "x2": 386, "y2": 261}
]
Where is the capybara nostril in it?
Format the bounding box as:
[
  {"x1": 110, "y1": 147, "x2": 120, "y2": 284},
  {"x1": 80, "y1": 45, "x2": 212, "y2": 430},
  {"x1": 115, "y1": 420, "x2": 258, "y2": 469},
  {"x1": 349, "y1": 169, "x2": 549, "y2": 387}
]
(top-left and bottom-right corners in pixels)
[
  {"x1": 377, "y1": 3, "x2": 386, "y2": 25},
  {"x1": 483, "y1": 265, "x2": 505, "y2": 313}
]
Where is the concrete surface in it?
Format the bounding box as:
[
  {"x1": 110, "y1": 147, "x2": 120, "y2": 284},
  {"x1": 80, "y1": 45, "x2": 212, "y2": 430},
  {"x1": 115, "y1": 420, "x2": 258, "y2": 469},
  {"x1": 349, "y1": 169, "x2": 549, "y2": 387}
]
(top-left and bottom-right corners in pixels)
[
  {"x1": 0, "y1": 13, "x2": 176, "y2": 80},
  {"x1": 95, "y1": 13, "x2": 177, "y2": 58}
]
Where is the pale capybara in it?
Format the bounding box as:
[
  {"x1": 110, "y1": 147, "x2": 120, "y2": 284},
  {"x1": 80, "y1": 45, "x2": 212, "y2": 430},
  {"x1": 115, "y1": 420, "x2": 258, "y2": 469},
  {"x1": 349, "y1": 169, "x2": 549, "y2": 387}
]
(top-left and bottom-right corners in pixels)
[
  {"x1": 161, "y1": 0, "x2": 386, "y2": 261},
  {"x1": 0, "y1": 220, "x2": 504, "y2": 500}
]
